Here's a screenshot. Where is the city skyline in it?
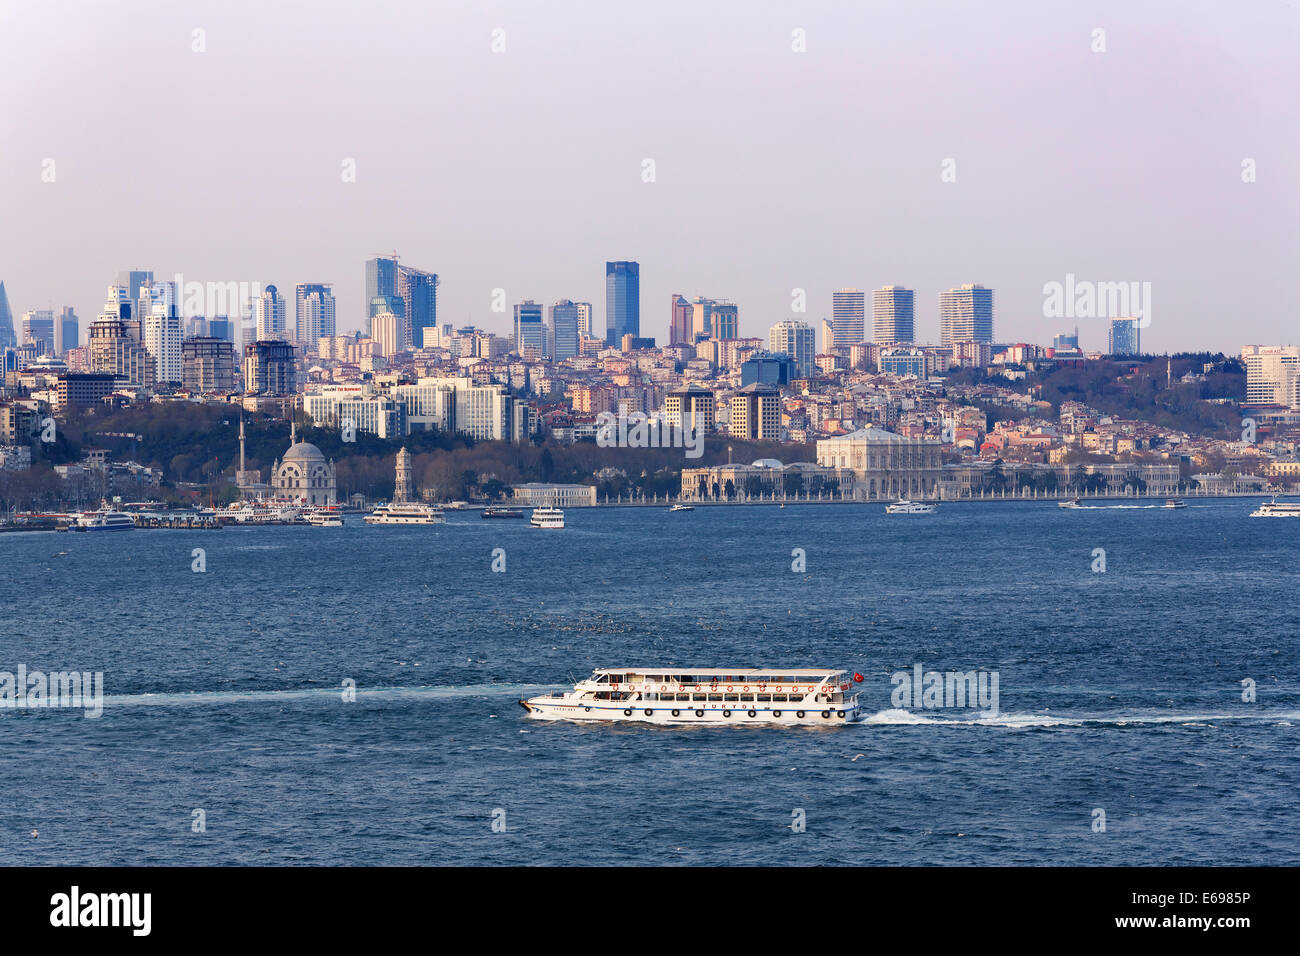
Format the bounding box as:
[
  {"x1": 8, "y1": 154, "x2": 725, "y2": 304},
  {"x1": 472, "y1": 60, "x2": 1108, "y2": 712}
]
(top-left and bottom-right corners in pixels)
[{"x1": 2, "y1": 1, "x2": 1296, "y2": 354}]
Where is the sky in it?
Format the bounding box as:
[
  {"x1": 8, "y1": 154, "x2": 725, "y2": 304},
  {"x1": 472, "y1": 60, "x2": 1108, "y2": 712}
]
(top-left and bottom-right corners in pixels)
[{"x1": 1, "y1": 0, "x2": 1297, "y2": 354}]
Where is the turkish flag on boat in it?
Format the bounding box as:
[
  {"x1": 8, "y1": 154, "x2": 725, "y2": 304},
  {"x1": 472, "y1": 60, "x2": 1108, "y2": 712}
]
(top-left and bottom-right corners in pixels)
[{"x1": 853, "y1": 672, "x2": 864, "y2": 682}]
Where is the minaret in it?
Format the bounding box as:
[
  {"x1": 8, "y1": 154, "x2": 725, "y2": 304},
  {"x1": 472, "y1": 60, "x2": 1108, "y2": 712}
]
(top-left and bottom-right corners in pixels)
[
  {"x1": 290, "y1": 417, "x2": 297, "y2": 446},
  {"x1": 239, "y1": 415, "x2": 246, "y2": 474}
]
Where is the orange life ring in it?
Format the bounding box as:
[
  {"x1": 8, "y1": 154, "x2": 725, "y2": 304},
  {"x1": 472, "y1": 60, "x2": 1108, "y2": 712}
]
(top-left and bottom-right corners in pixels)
[
  {"x1": 710, "y1": 683, "x2": 718, "y2": 692},
  {"x1": 727, "y1": 685, "x2": 734, "y2": 692},
  {"x1": 758, "y1": 684, "x2": 767, "y2": 692},
  {"x1": 742, "y1": 685, "x2": 749, "y2": 692}
]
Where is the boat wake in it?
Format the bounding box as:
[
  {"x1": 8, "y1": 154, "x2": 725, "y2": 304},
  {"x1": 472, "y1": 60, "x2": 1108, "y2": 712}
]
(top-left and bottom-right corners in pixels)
[
  {"x1": 860, "y1": 708, "x2": 1299, "y2": 728},
  {"x1": 92, "y1": 683, "x2": 560, "y2": 709}
]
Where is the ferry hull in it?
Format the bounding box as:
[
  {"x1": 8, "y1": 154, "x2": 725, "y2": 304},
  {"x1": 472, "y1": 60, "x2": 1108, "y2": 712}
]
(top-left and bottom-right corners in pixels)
[{"x1": 520, "y1": 696, "x2": 863, "y2": 726}]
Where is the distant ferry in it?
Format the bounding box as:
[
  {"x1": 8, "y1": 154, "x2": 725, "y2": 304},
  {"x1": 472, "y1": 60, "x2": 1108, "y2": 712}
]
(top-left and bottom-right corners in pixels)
[
  {"x1": 72, "y1": 508, "x2": 135, "y2": 532},
  {"x1": 481, "y1": 507, "x2": 525, "y2": 519},
  {"x1": 222, "y1": 501, "x2": 302, "y2": 524},
  {"x1": 886, "y1": 499, "x2": 936, "y2": 514},
  {"x1": 1163, "y1": 498, "x2": 1187, "y2": 509},
  {"x1": 669, "y1": 503, "x2": 694, "y2": 512},
  {"x1": 530, "y1": 506, "x2": 564, "y2": 529},
  {"x1": 520, "y1": 668, "x2": 864, "y2": 725},
  {"x1": 364, "y1": 503, "x2": 445, "y2": 525},
  {"x1": 1251, "y1": 497, "x2": 1300, "y2": 518},
  {"x1": 304, "y1": 509, "x2": 344, "y2": 527}
]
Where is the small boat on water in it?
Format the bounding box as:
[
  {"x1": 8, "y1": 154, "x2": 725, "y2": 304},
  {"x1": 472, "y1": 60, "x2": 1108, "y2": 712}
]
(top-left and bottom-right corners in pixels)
[
  {"x1": 364, "y1": 503, "x2": 445, "y2": 525},
  {"x1": 481, "y1": 507, "x2": 525, "y2": 519},
  {"x1": 669, "y1": 503, "x2": 694, "y2": 512},
  {"x1": 886, "y1": 499, "x2": 936, "y2": 515},
  {"x1": 1163, "y1": 498, "x2": 1187, "y2": 509},
  {"x1": 1059, "y1": 498, "x2": 1083, "y2": 509},
  {"x1": 530, "y1": 506, "x2": 565, "y2": 529},
  {"x1": 1251, "y1": 497, "x2": 1300, "y2": 518},
  {"x1": 521, "y1": 668, "x2": 865, "y2": 725}
]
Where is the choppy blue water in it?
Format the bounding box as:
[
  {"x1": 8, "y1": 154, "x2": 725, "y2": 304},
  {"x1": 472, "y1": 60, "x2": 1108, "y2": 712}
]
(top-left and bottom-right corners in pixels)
[{"x1": 2, "y1": 498, "x2": 1297, "y2": 865}]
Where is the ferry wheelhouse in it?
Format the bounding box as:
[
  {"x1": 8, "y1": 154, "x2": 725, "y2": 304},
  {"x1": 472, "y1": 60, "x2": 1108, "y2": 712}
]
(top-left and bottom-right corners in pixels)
[{"x1": 521, "y1": 668, "x2": 864, "y2": 725}]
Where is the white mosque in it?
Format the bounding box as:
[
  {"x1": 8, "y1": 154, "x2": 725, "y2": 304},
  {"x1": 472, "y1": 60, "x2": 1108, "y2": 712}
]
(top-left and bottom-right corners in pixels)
[{"x1": 237, "y1": 418, "x2": 337, "y2": 506}]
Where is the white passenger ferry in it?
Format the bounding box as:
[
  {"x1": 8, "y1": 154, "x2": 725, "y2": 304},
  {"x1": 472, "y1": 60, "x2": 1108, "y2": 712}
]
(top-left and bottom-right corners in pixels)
[
  {"x1": 521, "y1": 668, "x2": 864, "y2": 725},
  {"x1": 530, "y1": 506, "x2": 565, "y2": 528},
  {"x1": 364, "y1": 503, "x2": 445, "y2": 525},
  {"x1": 72, "y1": 508, "x2": 135, "y2": 531},
  {"x1": 886, "y1": 499, "x2": 936, "y2": 514},
  {"x1": 1251, "y1": 497, "x2": 1300, "y2": 518},
  {"x1": 304, "y1": 508, "x2": 344, "y2": 527}
]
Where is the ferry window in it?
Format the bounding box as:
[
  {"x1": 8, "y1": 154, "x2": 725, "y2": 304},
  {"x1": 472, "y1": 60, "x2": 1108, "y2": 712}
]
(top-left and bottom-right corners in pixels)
[
  {"x1": 708, "y1": 694, "x2": 722, "y2": 702},
  {"x1": 675, "y1": 694, "x2": 690, "y2": 702},
  {"x1": 757, "y1": 695, "x2": 771, "y2": 703},
  {"x1": 724, "y1": 694, "x2": 739, "y2": 702},
  {"x1": 773, "y1": 695, "x2": 787, "y2": 703}
]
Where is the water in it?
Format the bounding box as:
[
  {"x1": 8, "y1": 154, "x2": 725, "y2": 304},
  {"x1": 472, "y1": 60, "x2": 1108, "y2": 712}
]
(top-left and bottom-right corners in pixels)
[{"x1": 3, "y1": 499, "x2": 1297, "y2": 865}]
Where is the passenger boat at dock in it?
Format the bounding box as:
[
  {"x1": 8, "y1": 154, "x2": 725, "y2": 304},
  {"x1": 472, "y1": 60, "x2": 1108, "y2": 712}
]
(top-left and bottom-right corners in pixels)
[
  {"x1": 70, "y1": 507, "x2": 135, "y2": 531},
  {"x1": 521, "y1": 668, "x2": 864, "y2": 725}
]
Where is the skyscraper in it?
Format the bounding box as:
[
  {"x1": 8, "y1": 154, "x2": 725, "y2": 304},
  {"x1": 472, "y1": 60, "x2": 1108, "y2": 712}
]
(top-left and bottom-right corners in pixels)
[
  {"x1": 56, "y1": 307, "x2": 79, "y2": 354},
  {"x1": 367, "y1": 255, "x2": 437, "y2": 348},
  {"x1": 365, "y1": 256, "x2": 398, "y2": 306},
  {"x1": 21, "y1": 310, "x2": 55, "y2": 354},
  {"x1": 116, "y1": 270, "x2": 154, "y2": 308},
  {"x1": 939, "y1": 284, "x2": 994, "y2": 345},
  {"x1": 691, "y1": 297, "x2": 715, "y2": 342},
  {"x1": 768, "y1": 319, "x2": 816, "y2": 377},
  {"x1": 0, "y1": 282, "x2": 14, "y2": 348},
  {"x1": 710, "y1": 302, "x2": 738, "y2": 340},
  {"x1": 396, "y1": 265, "x2": 438, "y2": 349},
  {"x1": 296, "y1": 283, "x2": 336, "y2": 342},
  {"x1": 514, "y1": 300, "x2": 545, "y2": 358},
  {"x1": 574, "y1": 302, "x2": 594, "y2": 339},
  {"x1": 605, "y1": 261, "x2": 639, "y2": 347},
  {"x1": 872, "y1": 286, "x2": 914, "y2": 344},
  {"x1": 1242, "y1": 345, "x2": 1300, "y2": 408},
  {"x1": 371, "y1": 311, "x2": 406, "y2": 357},
  {"x1": 1108, "y1": 317, "x2": 1141, "y2": 356},
  {"x1": 144, "y1": 312, "x2": 183, "y2": 384},
  {"x1": 670, "y1": 294, "x2": 692, "y2": 346},
  {"x1": 831, "y1": 289, "x2": 865, "y2": 350},
  {"x1": 254, "y1": 285, "x2": 288, "y2": 340},
  {"x1": 550, "y1": 300, "x2": 581, "y2": 361}
]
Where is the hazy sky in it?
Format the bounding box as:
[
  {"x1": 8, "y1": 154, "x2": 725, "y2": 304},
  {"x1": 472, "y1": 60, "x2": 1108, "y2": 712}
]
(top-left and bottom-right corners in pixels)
[{"x1": 2, "y1": 0, "x2": 1297, "y2": 353}]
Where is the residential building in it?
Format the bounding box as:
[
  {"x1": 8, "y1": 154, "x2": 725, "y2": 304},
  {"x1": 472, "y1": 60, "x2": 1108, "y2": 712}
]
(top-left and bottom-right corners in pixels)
[
  {"x1": 939, "y1": 284, "x2": 994, "y2": 345},
  {"x1": 768, "y1": 319, "x2": 815, "y2": 377},
  {"x1": 873, "y1": 286, "x2": 914, "y2": 344},
  {"x1": 831, "y1": 289, "x2": 865, "y2": 350}
]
